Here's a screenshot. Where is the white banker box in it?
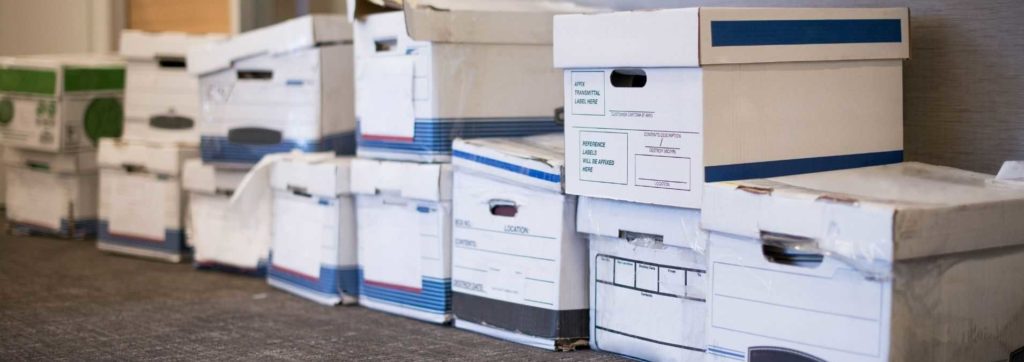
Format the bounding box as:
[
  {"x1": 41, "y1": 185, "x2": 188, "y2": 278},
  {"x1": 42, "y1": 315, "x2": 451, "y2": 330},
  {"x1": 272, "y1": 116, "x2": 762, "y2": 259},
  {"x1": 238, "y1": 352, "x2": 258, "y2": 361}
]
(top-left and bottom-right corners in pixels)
[
  {"x1": 578, "y1": 197, "x2": 707, "y2": 361},
  {"x1": 119, "y1": 30, "x2": 224, "y2": 144},
  {"x1": 96, "y1": 139, "x2": 197, "y2": 262},
  {"x1": 268, "y1": 156, "x2": 359, "y2": 306},
  {"x1": 183, "y1": 159, "x2": 270, "y2": 274},
  {"x1": 351, "y1": 158, "x2": 452, "y2": 323},
  {"x1": 0, "y1": 55, "x2": 124, "y2": 152},
  {"x1": 187, "y1": 15, "x2": 356, "y2": 165},
  {"x1": 701, "y1": 162, "x2": 1024, "y2": 362},
  {"x1": 554, "y1": 8, "x2": 910, "y2": 208},
  {"x1": 5, "y1": 148, "x2": 98, "y2": 238},
  {"x1": 349, "y1": 0, "x2": 570, "y2": 162},
  {"x1": 451, "y1": 135, "x2": 588, "y2": 351}
]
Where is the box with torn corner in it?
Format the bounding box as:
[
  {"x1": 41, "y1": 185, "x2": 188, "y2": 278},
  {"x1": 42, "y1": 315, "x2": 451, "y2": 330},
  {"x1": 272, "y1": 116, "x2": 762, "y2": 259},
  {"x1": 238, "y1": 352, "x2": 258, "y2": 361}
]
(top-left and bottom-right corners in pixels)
[
  {"x1": 4, "y1": 148, "x2": 98, "y2": 239},
  {"x1": 348, "y1": 0, "x2": 581, "y2": 162},
  {"x1": 268, "y1": 156, "x2": 358, "y2": 306},
  {"x1": 0, "y1": 54, "x2": 124, "y2": 152},
  {"x1": 351, "y1": 158, "x2": 452, "y2": 323},
  {"x1": 96, "y1": 139, "x2": 197, "y2": 263},
  {"x1": 182, "y1": 159, "x2": 269, "y2": 275},
  {"x1": 554, "y1": 7, "x2": 911, "y2": 208},
  {"x1": 186, "y1": 15, "x2": 356, "y2": 166},
  {"x1": 451, "y1": 134, "x2": 588, "y2": 351},
  {"x1": 700, "y1": 162, "x2": 1024, "y2": 362},
  {"x1": 577, "y1": 196, "x2": 707, "y2": 362},
  {"x1": 119, "y1": 30, "x2": 225, "y2": 145}
]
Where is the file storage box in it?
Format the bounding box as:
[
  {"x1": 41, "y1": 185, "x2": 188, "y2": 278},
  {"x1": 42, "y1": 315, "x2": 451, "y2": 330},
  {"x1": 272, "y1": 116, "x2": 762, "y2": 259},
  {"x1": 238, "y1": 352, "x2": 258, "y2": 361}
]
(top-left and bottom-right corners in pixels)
[
  {"x1": 5, "y1": 148, "x2": 98, "y2": 238},
  {"x1": 451, "y1": 135, "x2": 588, "y2": 350}
]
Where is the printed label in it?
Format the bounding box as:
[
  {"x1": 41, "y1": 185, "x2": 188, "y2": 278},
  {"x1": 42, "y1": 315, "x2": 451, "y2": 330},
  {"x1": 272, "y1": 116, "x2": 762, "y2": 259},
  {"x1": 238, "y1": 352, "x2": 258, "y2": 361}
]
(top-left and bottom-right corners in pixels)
[
  {"x1": 571, "y1": 71, "x2": 605, "y2": 116},
  {"x1": 580, "y1": 131, "x2": 628, "y2": 185}
]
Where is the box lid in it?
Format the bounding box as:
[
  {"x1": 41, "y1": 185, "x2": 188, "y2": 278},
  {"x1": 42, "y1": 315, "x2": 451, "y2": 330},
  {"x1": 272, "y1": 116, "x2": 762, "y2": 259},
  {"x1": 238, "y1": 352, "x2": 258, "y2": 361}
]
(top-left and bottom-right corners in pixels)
[
  {"x1": 182, "y1": 158, "x2": 246, "y2": 195},
  {"x1": 97, "y1": 139, "x2": 196, "y2": 176},
  {"x1": 350, "y1": 158, "x2": 451, "y2": 201},
  {"x1": 701, "y1": 162, "x2": 1024, "y2": 267},
  {"x1": 554, "y1": 7, "x2": 910, "y2": 68},
  {"x1": 3, "y1": 147, "x2": 97, "y2": 174},
  {"x1": 350, "y1": 0, "x2": 592, "y2": 45},
  {"x1": 119, "y1": 30, "x2": 226, "y2": 61},
  {"x1": 187, "y1": 14, "x2": 351, "y2": 76},
  {"x1": 452, "y1": 134, "x2": 564, "y2": 193},
  {"x1": 0, "y1": 54, "x2": 124, "y2": 96},
  {"x1": 270, "y1": 156, "x2": 353, "y2": 197},
  {"x1": 576, "y1": 196, "x2": 704, "y2": 250}
]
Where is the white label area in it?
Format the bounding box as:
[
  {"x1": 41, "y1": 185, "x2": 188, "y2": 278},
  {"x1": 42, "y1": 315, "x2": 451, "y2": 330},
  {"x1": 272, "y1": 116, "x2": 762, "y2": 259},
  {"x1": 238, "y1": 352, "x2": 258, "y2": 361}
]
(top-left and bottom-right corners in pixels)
[
  {"x1": 636, "y1": 154, "x2": 691, "y2": 190},
  {"x1": 571, "y1": 71, "x2": 605, "y2": 116},
  {"x1": 107, "y1": 172, "x2": 167, "y2": 240},
  {"x1": 579, "y1": 131, "x2": 628, "y2": 185},
  {"x1": 357, "y1": 196, "x2": 450, "y2": 291},
  {"x1": 272, "y1": 193, "x2": 338, "y2": 279}
]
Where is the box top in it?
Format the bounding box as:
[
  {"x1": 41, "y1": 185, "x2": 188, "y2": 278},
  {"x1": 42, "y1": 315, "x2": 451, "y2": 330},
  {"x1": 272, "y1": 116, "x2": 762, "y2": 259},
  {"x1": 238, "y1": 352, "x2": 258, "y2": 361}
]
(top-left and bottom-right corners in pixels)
[
  {"x1": 554, "y1": 7, "x2": 910, "y2": 68},
  {"x1": 182, "y1": 158, "x2": 246, "y2": 195},
  {"x1": 270, "y1": 156, "x2": 353, "y2": 198},
  {"x1": 97, "y1": 139, "x2": 195, "y2": 176},
  {"x1": 702, "y1": 162, "x2": 1024, "y2": 266},
  {"x1": 119, "y1": 30, "x2": 226, "y2": 61},
  {"x1": 576, "y1": 196, "x2": 704, "y2": 250},
  {"x1": 0, "y1": 54, "x2": 124, "y2": 96},
  {"x1": 452, "y1": 134, "x2": 564, "y2": 193},
  {"x1": 187, "y1": 14, "x2": 351, "y2": 76},
  {"x1": 350, "y1": 0, "x2": 592, "y2": 45},
  {"x1": 350, "y1": 158, "x2": 452, "y2": 201}
]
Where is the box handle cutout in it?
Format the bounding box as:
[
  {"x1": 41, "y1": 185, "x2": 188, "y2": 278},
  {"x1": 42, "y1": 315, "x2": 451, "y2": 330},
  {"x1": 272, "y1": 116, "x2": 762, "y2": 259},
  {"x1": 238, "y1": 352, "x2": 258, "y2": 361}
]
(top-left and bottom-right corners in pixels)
[
  {"x1": 760, "y1": 231, "x2": 824, "y2": 268},
  {"x1": 227, "y1": 127, "x2": 282, "y2": 145},
  {"x1": 214, "y1": 188, "x2": 234, "y2": 196},
  {"x1": 618, "y1": 229, "x2": 663, "y2": 243},
  {"x1": 237, "y1": 70, "x2": 272, "y2": 80},
  {"x1": 287, "y1": 185, "x2": 311, "y2": 198},
  {"x1": 25, "y1": 161, "x2": 50, "y2": 171},
  {"x1": 488, "y1": 199, "x2": 518, "y2": 217},
  {"x1": 122, "y1": 163, "x2": 148, "y2": 173},
  {"x1": 610, "y1": 69, "x2": 647, "y2": 88},
  {"x1": 374, "y1": 38, "x2": 397, "y2": 52},
  {"x1": 149, "y1": 115, "x2": 194, "y2": 130},
  {"x1": 157, "y1": 57, "x2": 186, "y2": 68},
  {"x1": 748, "y1": 346, "x2": 826, "y2": 362}
]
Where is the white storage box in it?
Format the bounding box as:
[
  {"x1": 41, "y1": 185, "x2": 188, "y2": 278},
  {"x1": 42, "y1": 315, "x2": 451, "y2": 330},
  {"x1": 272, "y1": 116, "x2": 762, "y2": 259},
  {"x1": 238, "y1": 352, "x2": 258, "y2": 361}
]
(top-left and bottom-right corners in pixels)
[
  {"x1": 0, "y1": 147, "x2": 6, "y2": 207},
  {"x1": 96, "y1": 139, "x2": 197, "y2": 262},
  {"x1": 268, "y1": 156, "x2": 358, "y2": 305},
  {"x1": 450, "y1": 134, "x2": 588, "y2": 350},
  {"x1": 0, "y1": 55, "x2": 124, "y2": 152},
  {"x1": 578, "y1": 196, "x2": 707, "y2": 361},
  {"x1": 119, "y1": 30, "x2": 224, "y2": 144},
  {"x1": 5, "y1": 148, "x2": 98, "y2": 238},
  {"x1": 701, "y1": 162, "x2": 1024, "y2": 362},
  {"x1": 554, "y1": 8, "x2": 910, "y2": 208},
  {"x1": 350, "y1": 1, "x2": 570, "y2": 162},
  {"x1": 351, "y1": 158, "x2": 452, "y2": 323},
  {"x1": 187, "y1": 15, "x2": 355, "y2": 165},
  {"x1": 182, "y1": 159, "x2": 269, "y2": 274}
]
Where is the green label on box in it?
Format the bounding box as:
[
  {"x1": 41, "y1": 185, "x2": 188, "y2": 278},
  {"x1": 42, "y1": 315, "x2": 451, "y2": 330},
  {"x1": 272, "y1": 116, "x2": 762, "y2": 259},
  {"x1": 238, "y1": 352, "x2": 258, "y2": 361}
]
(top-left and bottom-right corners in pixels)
[
  {"x1": 0, "y1": 69, "x2": 57, "y2": 95},
  {"x1": 63, "y1": 67, "x2": 125, "y2": 92}
]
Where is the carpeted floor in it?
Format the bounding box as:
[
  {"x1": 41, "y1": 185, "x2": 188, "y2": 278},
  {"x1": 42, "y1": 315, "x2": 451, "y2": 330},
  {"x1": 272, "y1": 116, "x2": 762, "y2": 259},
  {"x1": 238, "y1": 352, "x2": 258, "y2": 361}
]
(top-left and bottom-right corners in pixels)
[{"x1": 0, "y1": 221, "x2": 624, "y2": 361}]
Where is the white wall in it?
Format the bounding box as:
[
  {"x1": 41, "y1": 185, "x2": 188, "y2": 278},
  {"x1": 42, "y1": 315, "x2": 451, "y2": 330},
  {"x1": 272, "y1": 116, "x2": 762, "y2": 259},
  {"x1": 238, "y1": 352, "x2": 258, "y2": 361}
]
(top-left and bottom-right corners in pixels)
[{"x1": 0, "y1": 0, "x2": 124, "y2": 56}]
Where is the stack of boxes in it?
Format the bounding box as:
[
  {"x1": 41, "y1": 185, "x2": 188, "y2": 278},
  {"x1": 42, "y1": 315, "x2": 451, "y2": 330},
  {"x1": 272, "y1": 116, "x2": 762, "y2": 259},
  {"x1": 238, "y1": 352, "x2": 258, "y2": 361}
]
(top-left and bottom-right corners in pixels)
[
  {"x1": 96, "y1": 31, "x2": 222, "y2": 262},
  {"x1": 1, "y1": 55, "x2": 125, "y2": 238},
  {"x1": 553, "y1": 7, "x2": 911, "y2": 361},
  {"x1": 183, "y1": 15, "x2": 357, "y2": 278}
]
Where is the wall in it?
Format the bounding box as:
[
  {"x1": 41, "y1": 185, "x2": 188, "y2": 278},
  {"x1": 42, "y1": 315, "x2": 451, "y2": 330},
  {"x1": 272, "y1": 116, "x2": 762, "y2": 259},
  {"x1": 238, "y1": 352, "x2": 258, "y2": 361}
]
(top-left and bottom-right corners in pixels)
[
  {"x1": 581, "y1": 0, "x2": 1024, "y2": 174},
  {"x1": 0, "y1": 0, "x2": 124, "y2": 55}
]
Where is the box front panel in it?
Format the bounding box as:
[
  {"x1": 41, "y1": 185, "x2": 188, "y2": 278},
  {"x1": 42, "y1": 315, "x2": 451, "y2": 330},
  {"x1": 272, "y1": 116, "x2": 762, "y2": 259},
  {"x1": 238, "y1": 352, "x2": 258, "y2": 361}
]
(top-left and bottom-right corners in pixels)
[
  {"x1": 123, "y1": 62, "x2": 202, "y2": 144},
  {"x1": 189, "y1": 193, "x2": 267, "y2": 270},
  {"x1": 99, "y1": 169, "x2": 183, "y2": 253},
  {"x1": 565, "y1": 68, "x2": 704, "y2": 208},
  {"x1": 590, "y1": 235, "x2": 707, "y2": 361},
  {"x1": 707, "y1": 232, "x2": 891, "y2": 362},
  {"x1": 451, "y1": 172, "x2": 585, "y2": 339},
  {"x1": 6, "y1": 167, "x2": 97, "y2": 237}
]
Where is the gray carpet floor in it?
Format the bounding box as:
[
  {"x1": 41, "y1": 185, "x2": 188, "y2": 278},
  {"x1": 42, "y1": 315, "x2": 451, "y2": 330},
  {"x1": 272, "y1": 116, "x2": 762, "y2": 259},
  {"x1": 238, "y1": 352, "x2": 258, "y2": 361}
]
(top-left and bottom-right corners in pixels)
[{"x1": 0, "y1": 220, "x2": 625, "y2": 361}]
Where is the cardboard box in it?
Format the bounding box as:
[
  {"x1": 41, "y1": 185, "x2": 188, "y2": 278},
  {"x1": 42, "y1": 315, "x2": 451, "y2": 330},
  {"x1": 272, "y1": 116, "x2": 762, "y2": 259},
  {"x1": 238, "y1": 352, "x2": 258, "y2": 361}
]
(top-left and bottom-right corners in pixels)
[
  {"x1": 0, "y1": 54, "x2": 124, "y2": 152},
  {"x1": 351, "y1": 158, "x2": 452, "y2": 323},
  {"x1": 96, "y1": 139, "x2": 197, "y2": 262},
  {"x1": 4, "y1": 148, "x2": 98, "y2": 238},
  {"x1": 554, "y1": 8, "x2": 911, "y2": 208},
  {"x1": 701, "y1": 162, "x2": 1024, "y2": 362},
  {"x1": 119, "y1": 30, "x2": 225, "y2": 145},
  {"x1": 349, "y1": 1, "x2": 569, "y2": 162},
  {"x1": 450, "y1": 134, "x2": 588, "y2": 350},
  {"x1": 578, "y1": 196, "x2": 707, "y2": 361},
  {"x1": 268, "y1": 156, "x2": 358, "y2": 306},
  {"x1": 187, "y1": 15, "x2": 356, "y2": 165},
  {"x1": 0, "y1": 148, "x2": 5, "y2": 207}
]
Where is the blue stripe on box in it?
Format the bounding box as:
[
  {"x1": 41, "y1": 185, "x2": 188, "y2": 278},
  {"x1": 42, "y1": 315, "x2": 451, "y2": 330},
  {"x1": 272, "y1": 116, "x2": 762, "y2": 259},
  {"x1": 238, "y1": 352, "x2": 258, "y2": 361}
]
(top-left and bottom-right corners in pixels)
[
  {"x1": 98, "y1": 221, "x2": 187, "y2": 253},
  {"x1": 359, "y1": 270, "x2": 451, "y2": 314},
  {"x1": 711, "y1": 19, "x2": 903, "y2": 47},
  {"x1": 267, "y1": 262, "x2": 360, "y2": 298},
  {"x1": 704, "y1": 150, "x2": 903, "y2": 182},
  {"x1": 11, "y1": 219, "x2": 98, "y2": 239},
  {"x1": 707, "y1": 346, "x2": 746, "y2": 360},
  {"x1": 200, "y1": 131, "x2": 355, "y2": 165},
  {"x1": 356, "y1": 118, "x2": 562, "y2": 155},
  {"x1": 452, "y1": 150, "x2": 561, "y2": 184}
]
